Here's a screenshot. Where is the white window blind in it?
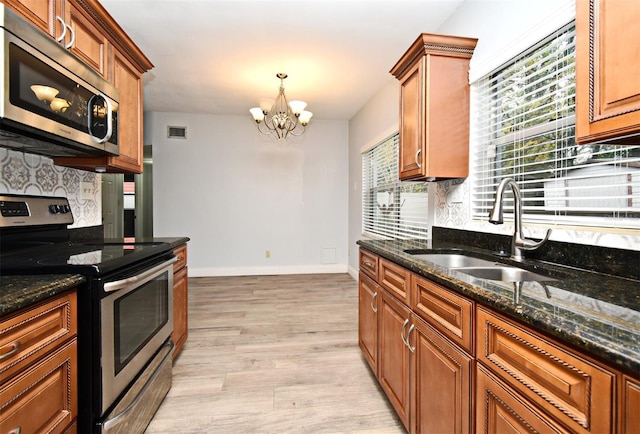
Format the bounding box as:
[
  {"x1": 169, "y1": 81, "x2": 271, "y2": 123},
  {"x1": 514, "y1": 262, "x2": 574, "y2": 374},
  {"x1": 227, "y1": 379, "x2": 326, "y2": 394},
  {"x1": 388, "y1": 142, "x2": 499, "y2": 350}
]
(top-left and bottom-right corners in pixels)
[
  {"x1": 362, "y1": 133, "x2": 429, "y2": 239},
  {"x1": 471, "y1": 22, "x2": 640, "y2": 229}
]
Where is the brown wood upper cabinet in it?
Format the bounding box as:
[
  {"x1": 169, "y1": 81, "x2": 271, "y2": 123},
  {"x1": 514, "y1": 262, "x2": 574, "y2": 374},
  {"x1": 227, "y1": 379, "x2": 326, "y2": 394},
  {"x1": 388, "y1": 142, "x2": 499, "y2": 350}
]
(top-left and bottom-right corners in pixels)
[
  {"x1": 390, "y1": 33, "x2": 477, "y2": 181},
  {"x1": 2, "y1": 0, "x2": 153, "y2": 174},
  {"x1": 576, "y1": 0, "x2": 640, "y2": 144}
]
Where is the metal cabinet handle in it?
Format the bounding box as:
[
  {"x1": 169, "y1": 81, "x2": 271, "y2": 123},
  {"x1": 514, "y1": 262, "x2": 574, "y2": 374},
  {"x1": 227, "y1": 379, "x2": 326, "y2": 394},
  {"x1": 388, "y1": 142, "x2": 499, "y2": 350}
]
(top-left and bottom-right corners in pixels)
[
  {"x1": 362, "y1": 260, "x2": 373, "y2": 268},
  {"x1": 371, "y1": 292, "x2": 378, "y2": 313},
  {"x1": 55, "y1": 16, "x2": 67, "y2": 43},
  {"x1": 415, "y1": 148, "x2": 422, "y2": 169},
  {"x1": 406, "y1": 324, "x2": 416, "y2": 353},
  {"x1": 9, "y1": 427, "x2": 21, "y2": 434},
  {"x1": 0, "y1": 341, "x2": 21, "y2": 361},
  {"x1": 65, "y1": 24, "x2": 75, "y2": 49},
  {"x1": 400, "y1": 319, "x2": 410, "y2": 346}
]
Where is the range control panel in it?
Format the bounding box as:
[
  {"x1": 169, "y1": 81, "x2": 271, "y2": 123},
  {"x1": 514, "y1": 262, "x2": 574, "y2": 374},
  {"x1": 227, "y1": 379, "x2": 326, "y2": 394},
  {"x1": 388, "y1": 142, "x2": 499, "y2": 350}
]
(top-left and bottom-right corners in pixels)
[{"x1": 0, "y1": 194, "x2": 74, "y2": 227}]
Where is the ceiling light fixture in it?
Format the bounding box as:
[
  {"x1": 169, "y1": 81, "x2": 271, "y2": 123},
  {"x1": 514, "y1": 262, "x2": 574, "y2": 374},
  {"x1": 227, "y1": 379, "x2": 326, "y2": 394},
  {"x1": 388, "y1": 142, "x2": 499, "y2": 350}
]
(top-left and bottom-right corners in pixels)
[{"x1": 249, "y1": 73, "x2": 313, "y2": 141}]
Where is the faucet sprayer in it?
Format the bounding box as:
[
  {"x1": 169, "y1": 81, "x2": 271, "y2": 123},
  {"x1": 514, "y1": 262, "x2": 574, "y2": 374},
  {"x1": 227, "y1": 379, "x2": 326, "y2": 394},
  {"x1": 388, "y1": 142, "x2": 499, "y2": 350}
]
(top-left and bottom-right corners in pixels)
[{"x1": 489, "y1": 178, "x2": 551, "y2": 260}]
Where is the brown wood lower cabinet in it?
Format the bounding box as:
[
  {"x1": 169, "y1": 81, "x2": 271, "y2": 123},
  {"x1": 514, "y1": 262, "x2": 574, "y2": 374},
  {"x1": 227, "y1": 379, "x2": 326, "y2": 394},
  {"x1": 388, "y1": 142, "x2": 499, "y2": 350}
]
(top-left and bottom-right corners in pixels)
[
  {"x1": 378, "y1": 288, "x2": 412, "y2": 430},
  {"x1": 358, "y1": 248, "x2": 637, "y2": 433},
  {"x1": 358, "y1": 272, "x2": 379, "y2": 373},
  {"x1": 411, "y1": 314, "x2": 472, "y2": 434},
  {"x1": 172, "y1": 243, "x2": 188, "y2": 360},
  {"x1": 0, "y1": 290, "x2": 78, "y2": 433},
  {"x1": 476, "y1": 363, "x2": 570, "y2": 434}
]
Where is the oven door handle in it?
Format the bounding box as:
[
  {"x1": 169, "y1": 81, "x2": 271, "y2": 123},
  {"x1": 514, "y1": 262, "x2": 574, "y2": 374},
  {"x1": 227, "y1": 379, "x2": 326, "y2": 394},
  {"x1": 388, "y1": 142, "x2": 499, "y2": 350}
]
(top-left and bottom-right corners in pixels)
[{"x1": 103, "y1": 257, "x2": 177, "y2": 293}]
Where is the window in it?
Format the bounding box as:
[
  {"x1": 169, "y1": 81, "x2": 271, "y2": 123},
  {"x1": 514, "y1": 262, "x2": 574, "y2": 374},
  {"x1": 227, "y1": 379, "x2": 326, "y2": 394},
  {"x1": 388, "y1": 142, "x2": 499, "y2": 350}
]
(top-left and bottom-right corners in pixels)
[
  {"x1": 362, "y1": 133, "x2": 429, "y2": 239},
  {"x1": 471, "y1": 22, "x2": 640, "y2": 229}
]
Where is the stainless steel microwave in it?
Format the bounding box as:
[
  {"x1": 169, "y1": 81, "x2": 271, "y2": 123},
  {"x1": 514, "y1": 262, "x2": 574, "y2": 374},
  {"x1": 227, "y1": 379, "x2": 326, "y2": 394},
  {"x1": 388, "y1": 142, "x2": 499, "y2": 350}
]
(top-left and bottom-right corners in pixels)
[{"x1": 0, "y1": 5, "x2": 119, "y2": 158}]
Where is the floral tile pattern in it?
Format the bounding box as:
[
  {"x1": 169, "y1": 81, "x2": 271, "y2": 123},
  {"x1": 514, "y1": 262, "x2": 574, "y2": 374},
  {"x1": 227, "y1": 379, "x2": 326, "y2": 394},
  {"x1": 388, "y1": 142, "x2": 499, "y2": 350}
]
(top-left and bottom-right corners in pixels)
[{"x1": 0, "y1": 149, "x2": 101, "y2": 228}]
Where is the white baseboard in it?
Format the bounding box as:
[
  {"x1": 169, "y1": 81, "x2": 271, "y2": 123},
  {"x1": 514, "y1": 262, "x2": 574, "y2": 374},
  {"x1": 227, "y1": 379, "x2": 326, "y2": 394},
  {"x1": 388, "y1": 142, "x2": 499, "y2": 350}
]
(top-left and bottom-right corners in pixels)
[
  {"x1": 189, "y1": 264, "x2": 349, "y2": 277},
  {"x1": 347, "y1": 265, "x2": 358, "y2": 280}
]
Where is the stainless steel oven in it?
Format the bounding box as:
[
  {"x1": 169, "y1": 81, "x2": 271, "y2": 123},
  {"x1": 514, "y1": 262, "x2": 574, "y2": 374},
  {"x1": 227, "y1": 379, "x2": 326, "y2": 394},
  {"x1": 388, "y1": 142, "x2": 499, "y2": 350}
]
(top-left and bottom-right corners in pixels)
[
  {"x1": 100, "y1": 257, "x2": 175, "y2": 417},
  {"x1": 0, "y1": 194, "x2": 181, "y2": 434}
]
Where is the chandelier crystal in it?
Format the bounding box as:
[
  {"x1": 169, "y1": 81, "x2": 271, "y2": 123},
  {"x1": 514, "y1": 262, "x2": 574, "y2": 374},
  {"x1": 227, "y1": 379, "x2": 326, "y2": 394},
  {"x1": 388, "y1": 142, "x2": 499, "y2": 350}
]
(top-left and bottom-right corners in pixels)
[{"x1": 249, "y1": 73, "x2": 312, "y2": 141}]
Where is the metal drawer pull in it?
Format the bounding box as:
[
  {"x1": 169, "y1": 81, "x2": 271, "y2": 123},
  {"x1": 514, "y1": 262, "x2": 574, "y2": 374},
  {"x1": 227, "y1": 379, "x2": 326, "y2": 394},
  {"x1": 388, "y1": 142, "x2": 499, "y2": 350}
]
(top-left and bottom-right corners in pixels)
[
  {"x1": 9, "y1": 427, "x2": 21, "y2": 434},
  {"x1": 401, "y1": 319, "x2": 410, "y2": 346},
  {"x1": 415, "y1": 149, "x2": 422, "y2": 169},
  {"x1": 406, "y1": 324, "x2": 416, "y2": 353},
  {"x1": 362, "y1": 260, "x2": 373, "y2": 268},
  {"x1": 102, "y1": 341, "x2": 173, "y2": 430},
  {"x1": 0, "y1": 341, "x2": 21, "y2": 361},
  {"x1": 104, "y1": 257, "x2": 177, "y2": 292},
  {"x1": 371, "y1": 292, "x2": 378, "y2": 313}
]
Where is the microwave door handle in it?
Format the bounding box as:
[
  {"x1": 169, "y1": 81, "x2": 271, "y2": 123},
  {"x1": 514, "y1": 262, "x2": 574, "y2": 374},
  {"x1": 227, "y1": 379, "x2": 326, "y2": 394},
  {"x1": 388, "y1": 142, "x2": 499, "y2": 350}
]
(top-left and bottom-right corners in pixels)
[{"x1": 87, "y1": 94, "x2": 114, "y2": 144}]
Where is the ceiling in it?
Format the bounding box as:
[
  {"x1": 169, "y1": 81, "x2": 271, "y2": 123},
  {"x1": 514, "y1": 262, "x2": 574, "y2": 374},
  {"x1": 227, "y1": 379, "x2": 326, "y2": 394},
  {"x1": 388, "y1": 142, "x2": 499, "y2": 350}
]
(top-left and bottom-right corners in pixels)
[{"x1": 99, "y1": 0, "x2": 464, "y2": 121}]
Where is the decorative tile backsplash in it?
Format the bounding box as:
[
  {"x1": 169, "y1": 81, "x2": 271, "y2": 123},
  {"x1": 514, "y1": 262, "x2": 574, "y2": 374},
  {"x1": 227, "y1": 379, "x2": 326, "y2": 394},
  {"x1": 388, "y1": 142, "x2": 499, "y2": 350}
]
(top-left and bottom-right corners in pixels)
[
  {"x1": 0, "y1": 148, "x2": 101, "y2": 228},
  {"x1": 434, "y1": 178, "x2": 640, "y2": 251}
]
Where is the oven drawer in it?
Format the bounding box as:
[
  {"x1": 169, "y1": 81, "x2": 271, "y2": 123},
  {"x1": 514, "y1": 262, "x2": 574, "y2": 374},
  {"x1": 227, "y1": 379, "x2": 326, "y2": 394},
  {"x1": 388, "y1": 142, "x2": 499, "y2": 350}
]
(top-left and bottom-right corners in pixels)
[
  {"x1": 0, "y1": 338, "x2": 77, "y2": 434},
  {"x1": 101, "y1": 340, "x2": 173, "y2": 434},
  {"x1": 0, "y1": 291, "x2": 77, "y2": 381},
  {"x1": 173, "y1": 244, "x2": 187, "y2": 273}
]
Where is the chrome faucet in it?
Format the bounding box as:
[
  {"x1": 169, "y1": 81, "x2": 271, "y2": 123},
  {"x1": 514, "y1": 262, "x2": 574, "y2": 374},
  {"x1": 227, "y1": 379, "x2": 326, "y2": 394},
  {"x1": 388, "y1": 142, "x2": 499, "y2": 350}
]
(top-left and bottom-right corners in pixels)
[{"x1": 489, "y1": 178, "x2": 551, "y2": 260}]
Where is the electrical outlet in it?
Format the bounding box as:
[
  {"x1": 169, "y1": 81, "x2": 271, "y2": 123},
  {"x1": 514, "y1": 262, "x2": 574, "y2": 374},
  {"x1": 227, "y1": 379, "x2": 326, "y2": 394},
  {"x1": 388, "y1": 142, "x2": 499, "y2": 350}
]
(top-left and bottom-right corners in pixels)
[
  {"x1": 81, "y1": 182, "x2": 93, "y2": 200},
  {"x1": 265, "y1": 250, "x2": 271, "y2": 258}
]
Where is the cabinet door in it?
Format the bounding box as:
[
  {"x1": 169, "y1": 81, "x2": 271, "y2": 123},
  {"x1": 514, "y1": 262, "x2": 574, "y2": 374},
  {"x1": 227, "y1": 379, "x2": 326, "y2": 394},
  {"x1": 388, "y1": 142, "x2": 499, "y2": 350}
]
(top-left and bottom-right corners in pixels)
[
  {"x1": 358, "y1": 272, "x2": 379, "y2": 373},
  {"x1": 66, "y1": 1, "x2": 108, "y2": 77},
  {"x1": 0, "y1": 339, "x2": 77, "y2": 434},
  {"x1": 3, "y1": 0, "x2": 62, "y2": 38},
  {"x1": 477, "y1": 308, "x2": 615, "y2": 434},
  {"x1": 398, "y1": 59, "x2": 424, "y2": 180},
  {"x1": 576, "y1": 0, "x2": 640, "y2": 143},
  {"x1": 411, "y1": 314, "x2": 472, "y2": 434},
  {"x1": 378, "y1": 289, "x2": 411, "y2": 430},
  {"x1": 476, "y1": 364, "x2": 571, "y2": 434},
  {"x1": 171, "y1": 265, "x2": 188, "y2": 360},
  {"x1": 621, "y1": 375, "x2": 640, "y2": 434}
]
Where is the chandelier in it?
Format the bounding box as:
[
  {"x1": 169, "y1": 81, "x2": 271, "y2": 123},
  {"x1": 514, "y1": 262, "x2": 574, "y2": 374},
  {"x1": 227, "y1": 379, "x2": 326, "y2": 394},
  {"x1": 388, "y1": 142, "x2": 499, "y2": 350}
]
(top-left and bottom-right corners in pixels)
[{"x1": 249, "y1": 73, "x2": 313, "y2": 141}]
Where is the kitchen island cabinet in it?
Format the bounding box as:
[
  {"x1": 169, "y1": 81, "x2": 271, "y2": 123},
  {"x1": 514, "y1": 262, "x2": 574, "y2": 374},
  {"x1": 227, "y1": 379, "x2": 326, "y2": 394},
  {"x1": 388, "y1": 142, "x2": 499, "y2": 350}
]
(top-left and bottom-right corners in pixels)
[
  {"x1": 358, "y1": 243, "x2": 638, "y2": 433},
  {"x1": 390, "y1": 33, "x2": 477, "y2": 181},
  {"x1": 0, "y1": 290, "x2": 78, "y2": 434},
  {"x1": 1, "y1": 0, "x2": 153, "y2": 174},
  {"x1": 576, "y1": 0, "x2": 640, "y2": 144}
]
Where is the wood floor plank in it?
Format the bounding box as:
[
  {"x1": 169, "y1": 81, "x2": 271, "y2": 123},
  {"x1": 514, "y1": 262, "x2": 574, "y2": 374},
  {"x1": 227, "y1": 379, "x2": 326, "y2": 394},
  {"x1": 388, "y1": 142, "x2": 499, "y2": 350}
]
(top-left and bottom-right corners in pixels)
[{"x1": 146, "y1": 274, "x2": 405, "y2": 433}]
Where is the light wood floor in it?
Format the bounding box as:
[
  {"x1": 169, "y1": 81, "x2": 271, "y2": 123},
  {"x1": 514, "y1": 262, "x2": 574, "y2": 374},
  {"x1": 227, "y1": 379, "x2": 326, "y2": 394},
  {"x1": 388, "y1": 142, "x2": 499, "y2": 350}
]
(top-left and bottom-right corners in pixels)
[{"x1": 145, "y1": 274, "x2": 405, "y2": 434}]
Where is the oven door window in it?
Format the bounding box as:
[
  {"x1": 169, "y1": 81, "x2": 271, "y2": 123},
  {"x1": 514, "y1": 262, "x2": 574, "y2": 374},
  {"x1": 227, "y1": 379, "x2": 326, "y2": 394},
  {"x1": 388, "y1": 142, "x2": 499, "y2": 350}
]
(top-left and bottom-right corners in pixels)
[{"x1": 113, "y1": 271, "x2": 169, "y2": 374}]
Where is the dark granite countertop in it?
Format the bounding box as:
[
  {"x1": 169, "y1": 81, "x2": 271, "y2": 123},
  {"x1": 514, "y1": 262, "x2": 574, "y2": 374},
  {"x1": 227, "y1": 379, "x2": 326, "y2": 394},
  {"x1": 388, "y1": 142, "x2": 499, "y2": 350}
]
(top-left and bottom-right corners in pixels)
[
  {"x1": 0, "y1": 274, "x2": 86, "y2": 317},
  {"x1": 357, "y1": 238, "x2": 640, "y2": 377}
]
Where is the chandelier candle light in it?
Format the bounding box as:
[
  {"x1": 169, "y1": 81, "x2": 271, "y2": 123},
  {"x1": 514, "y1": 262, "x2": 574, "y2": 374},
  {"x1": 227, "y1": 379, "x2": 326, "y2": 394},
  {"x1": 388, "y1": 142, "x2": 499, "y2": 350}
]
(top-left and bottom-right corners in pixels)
[{"x1": 250, "y1": 73, "x2": 313, "y2": 141}]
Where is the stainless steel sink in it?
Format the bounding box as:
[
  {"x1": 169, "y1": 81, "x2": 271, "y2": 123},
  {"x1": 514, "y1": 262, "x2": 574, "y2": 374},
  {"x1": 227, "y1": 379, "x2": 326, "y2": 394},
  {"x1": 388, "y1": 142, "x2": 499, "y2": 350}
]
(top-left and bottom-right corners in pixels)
[
  {"x1": 406, "y1": 252, "x2": 558, "y2": 282},
  {"x1": 410, "y1": 253, "x2": 499, "y2": 268},
  {"x1": 453, "y1": 266, "x2": 557, "y2": 282}
]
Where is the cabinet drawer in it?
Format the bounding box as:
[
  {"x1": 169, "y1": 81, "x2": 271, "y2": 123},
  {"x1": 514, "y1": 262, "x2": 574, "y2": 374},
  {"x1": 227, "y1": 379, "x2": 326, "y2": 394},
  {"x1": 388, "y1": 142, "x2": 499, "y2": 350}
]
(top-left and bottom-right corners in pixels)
[
  {"x1": 0, "y1": 338, "x2": 77, "y2": 434},
  {"x1": 0, "y1": 291, "x2": 77, "y2": 381},
  {"x1": 477, "y1": 308, "x2": 615, "y2": 434},
  {"x1": 379, "y1": 258, "x2": 411, "y2": 306},
  {"x1": 412, "y1": 274, "x2": 474, "y2": 354},
  {"x1": 359, "y1": 249, "x2": 379, "y2": 281},
  {"x1": 173, "y1": 244, "x2": 188, "y2": 273}
]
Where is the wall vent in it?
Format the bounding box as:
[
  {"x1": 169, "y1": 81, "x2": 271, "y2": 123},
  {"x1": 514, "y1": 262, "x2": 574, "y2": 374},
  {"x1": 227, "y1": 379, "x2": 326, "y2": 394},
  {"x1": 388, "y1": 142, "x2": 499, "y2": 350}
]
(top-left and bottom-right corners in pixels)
[{"x1": 167, "y1": 126, "x2": 187, "y2": 139}]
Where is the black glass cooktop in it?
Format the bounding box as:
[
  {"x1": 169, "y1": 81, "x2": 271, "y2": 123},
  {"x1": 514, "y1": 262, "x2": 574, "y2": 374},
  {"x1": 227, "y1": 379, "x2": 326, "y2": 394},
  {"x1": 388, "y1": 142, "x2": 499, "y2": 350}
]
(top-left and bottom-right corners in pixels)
[{"x1": 0, "y1": 241, "x2": 173, "y2": 276}]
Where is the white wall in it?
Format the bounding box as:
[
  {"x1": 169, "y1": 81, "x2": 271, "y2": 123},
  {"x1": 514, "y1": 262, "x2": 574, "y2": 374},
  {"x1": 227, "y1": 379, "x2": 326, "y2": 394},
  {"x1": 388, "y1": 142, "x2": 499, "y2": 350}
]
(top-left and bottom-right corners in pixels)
[{"x1": 148, "y1": 112, "x2": 349, "y2": 276}]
